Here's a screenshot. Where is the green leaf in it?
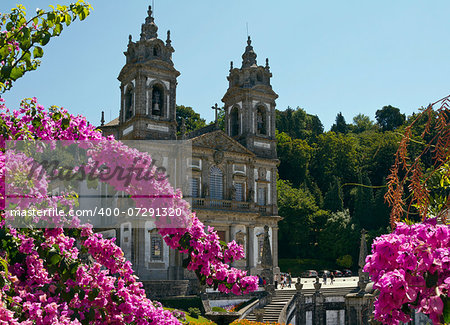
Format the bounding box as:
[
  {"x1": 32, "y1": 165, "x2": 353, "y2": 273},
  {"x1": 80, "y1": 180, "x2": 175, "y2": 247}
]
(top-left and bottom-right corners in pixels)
[
  {"x1": 10, "y1": 67, "x2": 24, "y2": 81},
  {"x1": 425, "y1": 271, "x2": 438, "y2": 288},
  {"x1": 6, "y1": 22, "x2": 13, "y2": 31},
  {"x1": 32, "y1": 118, "x2": 42, "y2": 128},
  {"x1": 33, "y1": 46, "x2": 44, "y2": 59},
  {"x1": 40, "y1": 32, "x2": 51, "y2": 46},
  {"x1": 443, "y1": 297, "x2": 450, "y2": 323},
  {"x1": 52, "y1": 111, "x2": 62, "y2": 121},
  {"x1": 49, "y1": 253, "x2": 61, "y2": 265},
  {"x1": 61, "y1": 118, "x2": 70, "y2": 130}
]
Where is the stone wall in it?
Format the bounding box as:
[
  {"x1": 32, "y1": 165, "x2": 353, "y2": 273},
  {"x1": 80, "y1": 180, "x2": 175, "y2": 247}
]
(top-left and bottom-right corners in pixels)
[{"x1": 142, "y1": 280, "x2": 189, "y2": 299}]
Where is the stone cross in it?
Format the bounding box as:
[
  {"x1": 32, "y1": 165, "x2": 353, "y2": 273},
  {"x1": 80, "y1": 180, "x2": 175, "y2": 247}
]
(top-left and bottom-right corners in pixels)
[{"x1": 212, "y1": 103, "x2": 220, "y2": 125}]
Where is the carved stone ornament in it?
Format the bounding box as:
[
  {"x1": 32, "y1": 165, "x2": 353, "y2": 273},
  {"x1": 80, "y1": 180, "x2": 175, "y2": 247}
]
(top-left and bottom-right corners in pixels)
[
  {"x1": 213, "y1": 150, "x2": 224, "y2": 164},
  {"x1": 258, "y1": 167, "x2": 266, "y2": 180}
]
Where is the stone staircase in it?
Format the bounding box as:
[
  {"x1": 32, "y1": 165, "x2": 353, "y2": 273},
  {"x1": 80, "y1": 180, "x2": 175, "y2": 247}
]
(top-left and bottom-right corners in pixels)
[
  {"x1": 246, "y1": 289, "x2": 296, "y2": 323},
  {"x1": 245, "y1": 286, "x2": 358, "y2": 323}
]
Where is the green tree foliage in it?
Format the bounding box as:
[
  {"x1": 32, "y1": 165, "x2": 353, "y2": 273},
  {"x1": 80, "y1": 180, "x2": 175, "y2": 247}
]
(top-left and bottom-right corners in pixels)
[
  {"x1": 336, "y1": 254, "x2": 353, "y2": 268},
  {"x1": 353, "y1": 172, "x2": 375, "y2": 229},
  {"x1": 330, "y1": 112, "x2": 349, "y2": 134},
  {"x1": 373, "y1": 183, "x2": 391, "y2": 229},
  {"x1": 310, "y1": 132, "x2": 358, "y2": 193},
  {"x1": 277, "y1": 179, "x2": 317, "y2": 258},
  {"x1": 276, "y1": 107, "x2": 323, "y2": 141},
  {"x1": 318, "y1": 210, "x2": 360, "y2": 262},
  {"x1": 176, "y1": 105, "x2": 207, "y2": 135},
  {"x1": 375, "y1": 105, "x2": 406, "y2": 131},
  {"x1": 276, "y1": 131, "x2": 312, "y2": 187},
  {"x1": 323, "y1": 176, "x2": 344, "y2": 212},
  {"x1": 350, "y1": 113, "x2": 376, "y2": 133},
  {"x1": 0, "y1": 1, "x2": 92, "y2": 92}
]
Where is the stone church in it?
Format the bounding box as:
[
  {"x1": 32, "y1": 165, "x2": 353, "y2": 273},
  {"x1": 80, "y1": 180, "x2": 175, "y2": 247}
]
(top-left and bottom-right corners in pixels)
[{"x1": 99, "y1": 6, "x2": 280, "y2": 294}]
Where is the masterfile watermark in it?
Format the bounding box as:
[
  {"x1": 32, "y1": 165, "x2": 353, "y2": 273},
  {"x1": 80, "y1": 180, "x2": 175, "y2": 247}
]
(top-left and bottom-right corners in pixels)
[{"x1": 5, "y1": 140, "x2": 192, "y2": 229}]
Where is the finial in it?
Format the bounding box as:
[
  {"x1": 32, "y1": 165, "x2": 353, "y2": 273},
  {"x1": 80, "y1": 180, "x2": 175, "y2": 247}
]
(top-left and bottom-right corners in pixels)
[
  {"x1": 100, "y1": 111, "x2": 105, "y2": 126},
  {"x1": 166, "y1": 30, "x2": 171, "y2": 46},
  {"x1": 265, "y1": 58, "x2": 269, "y2": 68},
  {"x1": 242, "y1": 36, "x2": 257, "y2": 68},
  {"x1": 147, "y1": 5, "x2": 153, "y2": 18},
  {"x1": 230, "y1": 61, "x2": 233, "y2": 70},
  {"x1": 128, "y1": 34, "x2": 132, "y2": 44}
]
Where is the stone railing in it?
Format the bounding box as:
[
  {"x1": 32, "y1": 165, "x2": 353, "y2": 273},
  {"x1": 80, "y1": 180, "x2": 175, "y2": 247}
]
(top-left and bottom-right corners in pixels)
[{"x1": 191, "y1": 197, "x2": 274, "y2": 215}]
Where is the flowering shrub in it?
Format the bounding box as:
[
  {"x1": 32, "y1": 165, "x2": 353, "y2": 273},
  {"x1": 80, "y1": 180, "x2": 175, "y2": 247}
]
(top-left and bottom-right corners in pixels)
[
  {"x1": 364, "y1": 218, "x2": 450, "y2": 325},
  {"x1": 0, "y1": 98, "x2": 257, "y2": 324}
]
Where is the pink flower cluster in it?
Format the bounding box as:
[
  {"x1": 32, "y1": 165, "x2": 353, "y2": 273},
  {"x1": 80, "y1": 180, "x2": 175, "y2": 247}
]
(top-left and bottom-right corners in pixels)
[
  {"x1": 0, "y1": 98, "x2": 257, "y2": 324},
  {"x1": 364, "y1": 219, "x2": 450, "y2": 325}
]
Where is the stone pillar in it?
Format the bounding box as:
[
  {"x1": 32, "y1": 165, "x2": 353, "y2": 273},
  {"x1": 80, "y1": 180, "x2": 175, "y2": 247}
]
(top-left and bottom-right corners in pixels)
[
  {"x1": 312, "y1": 277, "x2": 325, "y2": 325},
  {"x1": 295, "y1": 279, "x2": 306, "y2": 325},
  {"x1": 248, "y1": 225, "x2": 255, "y2": 272},
  {"x1": 272, "y1": 226, "x2": 279, "y2": 269},
  {"x1": 358, "y1": 229, "x2": 370, "y2": 292}
]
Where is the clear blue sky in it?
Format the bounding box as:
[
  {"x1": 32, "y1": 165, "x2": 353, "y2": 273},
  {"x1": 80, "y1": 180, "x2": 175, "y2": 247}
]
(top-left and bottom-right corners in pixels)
[{"x1": 2, "y1": 1, "x2": 450, "y2": 130}]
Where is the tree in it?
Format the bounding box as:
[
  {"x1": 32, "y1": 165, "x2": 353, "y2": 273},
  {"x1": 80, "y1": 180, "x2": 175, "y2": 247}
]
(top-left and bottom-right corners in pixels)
[
  {"x1": 353, "y1": 172, "x2": 375, "y2": 229},
  {"x1": 277, "y1": 178, "x2": 318, "y2": 258},
  {"x1": 276, "y1": 107, "x2": 323, "y2": 141},
  {"x1": 175, "y1": 105, "x2": 206, "y2": 135},
  {"x1": 375, "y1": 105, "x2": 406, "y2": 131},
  {"x1": 310, "y1": 132, "x2": 358, "y2": 195},
  {"x1": 276, "y1": 131, "x2": 313, "y2": 187},
  {"x1": 323, "y1": 176, "x2": 344, "y2": 212},
  {"x1": 330, "y1": 112, "x2": 349, "y2": 134},
  {"x1": 0, "y1": 2, "x2": 92, "y2": 92},
  {"x1": 351, "y1": 113, "x2": 376, "y2": 133},
  {"x1": 317, "y1": 210, "x2": 359, "y2": 263}
]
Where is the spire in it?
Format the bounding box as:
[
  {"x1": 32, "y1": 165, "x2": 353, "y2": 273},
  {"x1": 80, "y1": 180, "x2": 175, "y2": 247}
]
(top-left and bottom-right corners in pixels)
[
  {"x1": 241, "y1": 36, "x2": 257, "y2": 68},
  {"x1": 140, "y1": 5, "x2": 158, "y2": 40},
  {"x1": 166, "y1": 30, "x2": 171, "y2": 46},
  {"x1": 100, "y1": 111, "x2": 105, "y2": 126}
]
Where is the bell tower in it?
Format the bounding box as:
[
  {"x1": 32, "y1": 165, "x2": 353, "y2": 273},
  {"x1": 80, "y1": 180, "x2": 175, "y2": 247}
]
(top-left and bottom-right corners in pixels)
[
  {"x1": 222, "y1": 37, "x2": 278, "y2": 158},
  {"x1": 117, "y1": 6, "x2": 180, "y2": 140}
]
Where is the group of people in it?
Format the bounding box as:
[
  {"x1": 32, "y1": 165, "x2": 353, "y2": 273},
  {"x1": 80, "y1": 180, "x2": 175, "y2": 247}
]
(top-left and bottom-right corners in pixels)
[
  {"x1": 322, "y1": 271, "x2": 335, "y2": 285},
  {"x1": 257, "y1": 273, "x2": 293, "y2": 289},
  {"x1": 274, "y1": 272, "x2": 292, "y2": 289}
]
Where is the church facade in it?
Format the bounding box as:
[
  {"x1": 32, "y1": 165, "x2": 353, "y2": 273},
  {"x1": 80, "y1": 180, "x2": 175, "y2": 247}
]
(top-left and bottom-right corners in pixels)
[{"x1": 100, "y1": 6, "x2": 281, "y2": 288}]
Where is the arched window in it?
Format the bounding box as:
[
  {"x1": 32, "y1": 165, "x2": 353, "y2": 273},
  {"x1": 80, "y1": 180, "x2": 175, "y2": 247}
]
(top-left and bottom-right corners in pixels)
[
  {"x1": 209, "y1": 166, "x2": 223, "y2": 200},
  {"x1": 124, "y1": 87, "x2": 134, "y2": 120},
  {"x1": 256, "y1": 71, "x2": 263, "y2": 82},
  {"x1": 230, "y1": 107, "x2": 239, "y2": 137},
  {"x1": 256, "y1": 106, "x2": 267, "y2": 135},
  {"x1": 152, "y1": 84, "x2": 164, "y2": 116},
  {"x1": 153, "y1": 45, "x2": 161, "y2": 57}
]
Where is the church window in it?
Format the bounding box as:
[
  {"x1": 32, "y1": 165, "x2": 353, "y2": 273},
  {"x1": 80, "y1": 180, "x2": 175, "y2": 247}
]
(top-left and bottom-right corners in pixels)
[
  {"x1": 152, "y1": 84, "x2": 164, "y2": 116},
  {"x1": 150, "y1": 233, "x2": 163, "y2": 261},
  {"x1": 234, "y1": 182, "x2": 244, "y2": 202},
  {"x1": 256, "y1": 71, "x2": 263, "y2": 82},
  {"x1": 190, "y1": 177, "x2": 200, "y2": 198},
  {"x1": 209, "y1": 166, "x2": 223, "y2": 200},
  {"x1": 217, "y1": 231, "x2": 226, "y2": 242},
  {"x1": 257, "y1": 187, "x2": 266, "y2": 206},
  {"x1": 153, "y1": 45, "x2": 161, "y2": 57},
  {"x1": 124, "y1": 87, "x2": 134, "y2": 120},
  {"x1": 230, "y1": 107, "x2": 239, "y2": 137},
  {"x1": 256, "y1": 106, "x2": 267, "y2": 135}
]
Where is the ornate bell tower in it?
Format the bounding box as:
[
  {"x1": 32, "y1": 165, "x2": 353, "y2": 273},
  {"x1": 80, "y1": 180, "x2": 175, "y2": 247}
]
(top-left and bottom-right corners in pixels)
[
  {"x1": 222, "y1": 36, "x2": 278, "y2": 158},
  {"x1": 117, "y1": 6, "x2": 180, "y2": 140}
]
